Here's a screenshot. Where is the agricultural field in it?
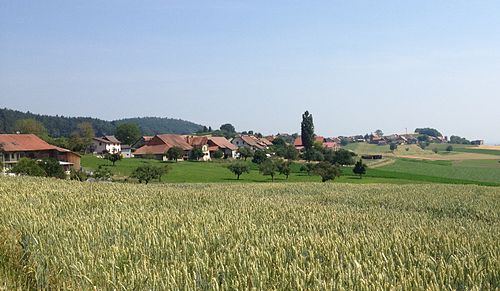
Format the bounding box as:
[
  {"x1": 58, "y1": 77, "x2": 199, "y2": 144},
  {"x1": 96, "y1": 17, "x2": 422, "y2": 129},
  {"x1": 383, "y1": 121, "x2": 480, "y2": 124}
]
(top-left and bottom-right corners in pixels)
[
  {"x1": 1, "y1": 176, "x2": 499, "y2": 289},
  {"x1": 81, "y1": 153, "x2": 500, "y2": 186},
  {"x1": 343, "y1": 143, "x2": 500, "y2": 160}
]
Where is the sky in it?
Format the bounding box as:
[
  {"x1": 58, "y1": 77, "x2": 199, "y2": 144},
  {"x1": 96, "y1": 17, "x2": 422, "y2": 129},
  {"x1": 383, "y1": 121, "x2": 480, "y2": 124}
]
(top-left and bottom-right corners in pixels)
[{"x1": 1, "y1": 1, "x2": 499, "y2": 143}]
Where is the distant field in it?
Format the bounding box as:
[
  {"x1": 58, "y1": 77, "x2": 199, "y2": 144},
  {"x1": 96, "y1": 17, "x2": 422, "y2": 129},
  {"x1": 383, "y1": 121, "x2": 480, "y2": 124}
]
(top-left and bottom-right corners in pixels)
[
  {"x1": 345, "y1": 142, "x2": 500, "y2": 160},
  {"x1": 374, "y1": 159, "x2": 500, "y2": 185},
  {"x1": 1, "y1": 177, "x2": 498, "y2": 289},
  {"x1": 433, "y1": 144, "x2": 500, "y2": 156}
]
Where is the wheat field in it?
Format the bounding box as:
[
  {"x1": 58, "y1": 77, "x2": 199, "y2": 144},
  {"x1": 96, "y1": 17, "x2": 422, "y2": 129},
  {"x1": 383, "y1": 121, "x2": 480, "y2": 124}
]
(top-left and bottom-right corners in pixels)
[{"x1": 0, "y1": 176, "x2": 499, "y2": 290}]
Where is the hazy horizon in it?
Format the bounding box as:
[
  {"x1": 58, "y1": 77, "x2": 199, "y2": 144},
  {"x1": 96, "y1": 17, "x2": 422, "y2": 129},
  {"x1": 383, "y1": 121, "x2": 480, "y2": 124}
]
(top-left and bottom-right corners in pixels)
[{"x1": 1, "y1": 1, "x2": 499, "y2": 143}]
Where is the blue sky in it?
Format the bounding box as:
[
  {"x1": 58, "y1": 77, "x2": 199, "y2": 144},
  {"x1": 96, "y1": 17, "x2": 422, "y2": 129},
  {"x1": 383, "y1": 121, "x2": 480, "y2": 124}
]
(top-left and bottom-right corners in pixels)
[{"x1": 1, "y1": 1, "x2": 499, "y2": 143}]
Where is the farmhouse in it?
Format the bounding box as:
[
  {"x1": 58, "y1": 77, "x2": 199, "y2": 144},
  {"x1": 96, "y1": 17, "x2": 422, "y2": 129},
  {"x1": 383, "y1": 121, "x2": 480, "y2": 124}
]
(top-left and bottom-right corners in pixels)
[
  {"x1": 120, "y1": 145, "x2": 132, "y2": 158},
  {"x1": 92, "y1": 135, "x2": 121, "y2": 154},
  {"x1": 471, "y1": 140, "x2": 484, "y2": 145},
  {"x1": 0, "y1": 134, "x2": 80, "y2": 172},
  {"x1": 231, "y1": 135, "x2": 272, "y2": 151},
  {"x1": 186, "y1": 136, "x2": 238, "y2": 160},
  {"x1": 294, "y1": 136, "x2": 336, "y2": 151},
  {"x1": 133, "y1": 134, "x2": 192, "y2": 161}
]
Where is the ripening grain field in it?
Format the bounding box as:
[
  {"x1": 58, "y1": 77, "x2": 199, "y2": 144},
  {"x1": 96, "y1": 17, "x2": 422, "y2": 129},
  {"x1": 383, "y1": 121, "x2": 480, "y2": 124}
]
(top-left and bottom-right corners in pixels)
[{"x1": 0, "y1": 177, "x2": 499, "y2": 290}]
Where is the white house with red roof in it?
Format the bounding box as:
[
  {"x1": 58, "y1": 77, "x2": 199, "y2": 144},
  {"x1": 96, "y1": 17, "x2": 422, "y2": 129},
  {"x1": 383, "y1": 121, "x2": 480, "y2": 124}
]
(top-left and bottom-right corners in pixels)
[{"x1": 92, "y1": 135, "x2": 121, "y2": 154}]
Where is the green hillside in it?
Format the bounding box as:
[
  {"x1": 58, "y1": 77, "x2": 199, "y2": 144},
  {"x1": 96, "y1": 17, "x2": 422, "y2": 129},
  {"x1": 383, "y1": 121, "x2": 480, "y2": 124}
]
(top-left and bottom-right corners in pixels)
[{"x1": 0, "y1": 108, "x2": 204, "y2": 137}]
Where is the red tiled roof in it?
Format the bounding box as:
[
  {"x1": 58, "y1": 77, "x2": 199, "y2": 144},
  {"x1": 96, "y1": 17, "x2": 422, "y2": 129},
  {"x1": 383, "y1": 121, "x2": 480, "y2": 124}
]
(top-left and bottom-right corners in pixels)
[
  {"x1": 208, "y1": 136, "x2": 238, "y2": 150},
  {"x1": 0, "y1": 134, "x2": 76, "y2": 155},
  {"x1": 294, "y1": 136, "x2": 325, "y2": 147},
  {"x1": 134, "y1": 134, "x2": 192, "y2": 155},
  {"x1": 93, "y1": 135, "x2": 121, "y2": 144}
]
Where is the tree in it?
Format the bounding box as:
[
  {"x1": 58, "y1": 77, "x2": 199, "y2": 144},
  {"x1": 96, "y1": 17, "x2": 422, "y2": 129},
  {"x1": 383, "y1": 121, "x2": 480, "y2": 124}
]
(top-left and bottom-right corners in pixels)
[
  {"x1": 213, "y1": 150, "x2": 224, "y2": 159},
  {"x1": 105, "y1": 152, "x2": 122, "y2": 166},
  {"x1": 259, "y1": 159, "x2": 278, "y2": 182},
  {"x1": 10, "y1": 158, "x2": 45, "y2": 177},
  {"x1": 353, "y1": 159, "x2": 367, "y2": 178},
  {"x1": 301, "y1": 111, "x2": 315, "y2": 151},
  {"x1": 300, "y1": 163, "x2": 315, "y2": 176},
  {"x1": 449, "y1": 135, "x2": 470, "y2": 145},
  {"x1": 313, "y1": 162, "x2": 341, "y2": 182},
  {"x1": 303, "y1": 149, "x2": 323, "y2": 162},
  {"x1": 166, "y1": 146, "x2": 184, "y2": 162},
  {"x1": 227, "y1": 161, "x2": 250, "y2": 180},
  {"x1": 390, "y1": 142, "x2": 398, "y2": 152},
  {"x1": 340, "y1": 138, "x2": 349, "y2": 146},
  {"x1": 77, "y1": 122, "x2": 95, "y2": 153},
  {"x1": 252, "y1": 150, "x2": 268, "y2": 164},
  {"x1": 272, "y1": 137, "x2": 287, "y2": 147},
  {"x1": 433, "y1": 147, "x2": 439, "y2": 154},
  {"x1": 39, "y1": 158, "x2": 66, "y2": 178},
  {"x1": 282, "y1": 145, "x2": 299, "y2": 160},
  {"x1": 14, "y1": 119, "x2": 48, "y2": 139},
  {"x1": 190, "y1": 147, "x2": 205, "y2": 160},
  {"x1": 238, "y1": 147, "x2": 253, "y2": 161},
  {"x1": 277, "y1": 160, "x2": 292, "y2": 179},
  {"x1": 131, "y1": 165, "x2": 168, "y2": 184},
  {"x1": 374, "y1": 129, "x2": 384, "y2": 136},
  {"x1": 220, "y1": 123, "x2": 236, "y2": 133},
  {"x1": 325, "y1": 149, "x2": 356, "y2": 165},
  {"x1": 115, "y1": 123, "x2": 141, "y2": 145},
  {"x1": 446, "y1": 145, "x2": 453, "y2": 152},
  {"x1": 415, "y1": 128, "x2": 442, "y2": 138}
]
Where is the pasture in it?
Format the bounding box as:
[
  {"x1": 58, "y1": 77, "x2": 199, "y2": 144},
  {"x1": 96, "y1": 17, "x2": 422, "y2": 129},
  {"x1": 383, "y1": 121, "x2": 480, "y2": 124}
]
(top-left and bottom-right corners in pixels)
[{"x1": 0, "y1": 176, "x2": 499, "y2": 289}]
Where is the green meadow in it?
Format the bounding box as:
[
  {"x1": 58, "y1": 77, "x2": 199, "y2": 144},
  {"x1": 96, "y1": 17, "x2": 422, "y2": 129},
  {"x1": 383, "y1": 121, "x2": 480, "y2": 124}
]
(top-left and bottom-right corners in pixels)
[{"x1": 81, "y1": 153, "x2": 500, "y2": 186}]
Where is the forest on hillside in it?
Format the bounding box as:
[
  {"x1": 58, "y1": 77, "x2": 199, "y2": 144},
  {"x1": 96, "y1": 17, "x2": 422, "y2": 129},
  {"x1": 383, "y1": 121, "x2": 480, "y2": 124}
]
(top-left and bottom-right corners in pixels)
[{"x1": 0, "y1": 108, "x2": 204, "y2": 137}]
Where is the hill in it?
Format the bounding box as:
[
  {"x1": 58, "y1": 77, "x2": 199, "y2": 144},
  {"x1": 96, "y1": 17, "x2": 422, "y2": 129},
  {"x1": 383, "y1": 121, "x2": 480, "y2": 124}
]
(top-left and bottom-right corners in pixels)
[{"x1": 0, "y1": 108, "x2": 204, "y2": 137}]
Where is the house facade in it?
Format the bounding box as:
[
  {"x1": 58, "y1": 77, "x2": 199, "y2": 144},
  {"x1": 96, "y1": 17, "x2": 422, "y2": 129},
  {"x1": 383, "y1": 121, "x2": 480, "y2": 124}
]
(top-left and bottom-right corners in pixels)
[
  {"x1": 92, "y1": 136, "x2": 122, "y2": 154},
  {"x1": 120, "y1": 145, "x2": 133, "y2": 158},
  {"x1": 0, "y1": 134, "x2": 80, "y2": 173},
  {"x1": 133, "y1": 134, "x2": 192, "y2": 161}
]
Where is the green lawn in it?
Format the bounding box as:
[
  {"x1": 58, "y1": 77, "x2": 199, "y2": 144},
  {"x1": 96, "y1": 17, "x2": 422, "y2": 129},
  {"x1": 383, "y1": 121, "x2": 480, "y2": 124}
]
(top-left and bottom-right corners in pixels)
[{"x1": 81, "y1": 155, "x2": 500, "y2": 186}]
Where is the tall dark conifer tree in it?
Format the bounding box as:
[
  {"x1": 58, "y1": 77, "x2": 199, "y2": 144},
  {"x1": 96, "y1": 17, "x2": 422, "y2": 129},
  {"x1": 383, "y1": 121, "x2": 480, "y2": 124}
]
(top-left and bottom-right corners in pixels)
[{"x1": 301, "y1": 111, "x2": 314, "y2": 151}]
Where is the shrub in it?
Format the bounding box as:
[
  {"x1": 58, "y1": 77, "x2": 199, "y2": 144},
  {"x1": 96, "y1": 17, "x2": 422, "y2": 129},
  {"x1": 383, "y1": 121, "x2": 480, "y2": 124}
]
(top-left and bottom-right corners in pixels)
[
  {"x1": 10, "y1": 158, "x2": 45, "y2": 177},
  {"x1": 213, "y1": 150, "x2": 224, "y2": 159},
  {"x1": 39, "y1": 158, "x2": 66, "y2": 178}
]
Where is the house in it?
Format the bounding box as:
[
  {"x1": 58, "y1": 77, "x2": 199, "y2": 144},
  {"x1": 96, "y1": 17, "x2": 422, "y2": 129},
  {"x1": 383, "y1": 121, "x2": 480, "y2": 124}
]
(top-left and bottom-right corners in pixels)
[
  {"x1": 293, "y1": 136, "x2": 330, "y2": 151},
  {"x1": 186, "y1": 136, "x2": 238, "y2": 160},
  {"x1": 231, "y1": 135, "x2": 272, "y2": 151},
  {"x1": 369, "y1": 134, "x2": 386, "y2": 145},
  {"x1": 120, "y1": 145, "x2": 132, "y2": 158},
  {"x1": 471, "y1": 140, "x2": 484, "y2": 145},
  {"x1": 133, "y1": 134, "x2": 192, "y2": 161},
  {"x1": 0, "y1": 134, "x2": 80, "y2": 173},
  {"x1": 92, "y1": 136, "x2": 121, "y2": 154}
]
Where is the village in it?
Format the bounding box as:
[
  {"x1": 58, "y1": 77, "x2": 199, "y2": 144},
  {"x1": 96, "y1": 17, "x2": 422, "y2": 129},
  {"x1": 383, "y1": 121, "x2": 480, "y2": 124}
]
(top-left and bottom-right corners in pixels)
[{"x1": 0, "y1": 125, "x2": 485, "y2": 175}]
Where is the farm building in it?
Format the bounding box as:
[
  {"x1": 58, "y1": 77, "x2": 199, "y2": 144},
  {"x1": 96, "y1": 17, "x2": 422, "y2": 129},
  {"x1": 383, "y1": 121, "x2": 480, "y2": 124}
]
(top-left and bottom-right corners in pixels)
[
  {"x1": 0, "y1": 134, "x2": 80, "y2": 172},
  {"x1": 133, "y1": 134, "x2": 192, "y2": 161},
  {"x1": 92, "y1": 135, "x2": 121, "y2": 154},
  {"x1": 186, "y1": 136, "x2": 238, "y2": 160},
  {"x1": 471, "y1": 140, "x2": 484, "y2": 145},
  {"x1": 231, "y1": 135, "x2": 272, "y2": 151}
]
